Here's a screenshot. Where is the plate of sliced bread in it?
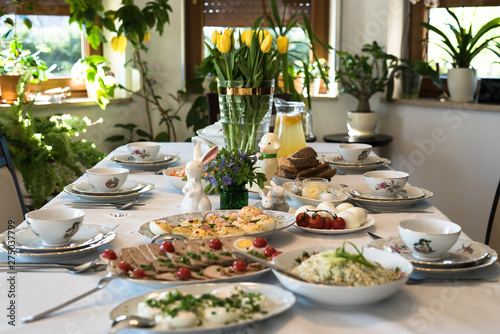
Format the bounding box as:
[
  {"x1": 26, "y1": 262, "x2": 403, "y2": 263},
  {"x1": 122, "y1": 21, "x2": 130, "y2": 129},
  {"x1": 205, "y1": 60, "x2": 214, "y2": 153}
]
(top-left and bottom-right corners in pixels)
[{"x1": 274, "y1": 147, "x2": 337, "y2": 183}]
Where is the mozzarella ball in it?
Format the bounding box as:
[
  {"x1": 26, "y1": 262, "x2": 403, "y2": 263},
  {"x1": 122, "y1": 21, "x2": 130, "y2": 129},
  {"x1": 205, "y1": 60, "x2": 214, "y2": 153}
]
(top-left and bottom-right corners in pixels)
[
  {"x1": 336, "y1": 202, "x2": 354, "y2": 212},
  {"x1": 337, "y1": 211, "x2": 361, "y2": 229},
  {"x1": 295, "y1": 205, "x2": 316, "y2": 216},
  {"x1": 316, "y1": 201, "x2": 339, "y2": 214},
  {"x1": 346, "y1": 207, "x2": 368, "y2": 224},
  {"x1": 170, "y1": 310, "x2": 198, "y2": 328}
]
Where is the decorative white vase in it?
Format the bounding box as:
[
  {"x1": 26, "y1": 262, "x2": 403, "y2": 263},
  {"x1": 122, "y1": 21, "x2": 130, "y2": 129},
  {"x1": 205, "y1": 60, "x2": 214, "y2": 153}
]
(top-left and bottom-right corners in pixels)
[
  {"x1": 347, "y1": 111, "x2": 377, "y2": 137},
  {"x1": 447, "y1": 68, "x2": 478, "y2": 102}
]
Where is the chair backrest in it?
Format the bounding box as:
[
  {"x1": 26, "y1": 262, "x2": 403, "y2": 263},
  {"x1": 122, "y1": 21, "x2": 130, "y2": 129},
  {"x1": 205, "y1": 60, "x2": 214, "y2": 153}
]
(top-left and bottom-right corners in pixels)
[
  {"x1": 485, "y1": 179, "x2": 500, "y2": 253},
  {"x1": 0, "y1": 126, "x2": 27, "y2": 231}
]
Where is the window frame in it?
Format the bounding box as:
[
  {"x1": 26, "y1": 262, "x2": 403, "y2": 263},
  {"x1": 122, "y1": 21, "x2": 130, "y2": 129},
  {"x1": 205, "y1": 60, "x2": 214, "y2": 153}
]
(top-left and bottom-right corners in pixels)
[{"x1": 409, "y1": 0, "x2": 500, "y2": 98}]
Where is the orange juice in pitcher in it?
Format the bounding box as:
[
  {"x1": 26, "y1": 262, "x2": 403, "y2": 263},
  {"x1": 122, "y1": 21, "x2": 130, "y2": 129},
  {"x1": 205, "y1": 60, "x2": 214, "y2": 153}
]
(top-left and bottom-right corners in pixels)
[{"x1": 273, "y1": 100, "x2": 310, "y2": 157}]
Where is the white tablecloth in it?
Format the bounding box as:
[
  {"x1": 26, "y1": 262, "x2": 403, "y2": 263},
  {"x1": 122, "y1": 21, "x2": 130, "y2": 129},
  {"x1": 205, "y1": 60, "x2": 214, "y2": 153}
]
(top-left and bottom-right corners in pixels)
[{"x1": 1, "y1": 142, "x2": 499, "y2": 334}]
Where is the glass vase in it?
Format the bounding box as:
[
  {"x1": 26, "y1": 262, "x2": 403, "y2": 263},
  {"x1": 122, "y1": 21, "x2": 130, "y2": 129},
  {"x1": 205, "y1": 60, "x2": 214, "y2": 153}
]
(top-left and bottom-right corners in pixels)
[
  {"x1": 218, "y1": 79, "x2": 274, "y2": 153},
  {"x1": 402, "y1": 69, "x2": 423, "y2": 99},
  {"x1": 220, "y1": 183, "x2": 248, "y2": 210}
]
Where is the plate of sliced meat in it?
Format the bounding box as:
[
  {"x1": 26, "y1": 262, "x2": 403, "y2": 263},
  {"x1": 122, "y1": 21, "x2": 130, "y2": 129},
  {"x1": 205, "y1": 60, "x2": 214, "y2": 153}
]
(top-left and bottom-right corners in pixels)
[{"x1": 100, "y1": 236, "x2": 279, "y2": 289}]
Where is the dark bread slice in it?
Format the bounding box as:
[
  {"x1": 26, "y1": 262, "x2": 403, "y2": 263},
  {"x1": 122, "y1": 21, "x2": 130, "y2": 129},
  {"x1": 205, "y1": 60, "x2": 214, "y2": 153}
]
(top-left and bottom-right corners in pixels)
[
  {"x1": 275, "y1": 165, "x2": 299, "y2": 179},
  {"x1": 287, "y1": 156, "x2": 319, "y2": 168},
  {"x1": 296, "y1": 163, "x2": 331, "y2": 178},
  {"x1": 289, "y1": 147, "x2": 317, "y2": 160},
  {"x1": 314, "y1": 166, "x2": 337, "y2": 180}
]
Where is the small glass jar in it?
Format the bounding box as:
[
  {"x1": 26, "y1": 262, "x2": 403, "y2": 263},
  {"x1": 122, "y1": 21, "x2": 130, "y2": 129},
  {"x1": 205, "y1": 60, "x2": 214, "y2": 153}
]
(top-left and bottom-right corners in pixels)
[{"x1": 301, "y1": 177, "x2": 329, "y2": 199}]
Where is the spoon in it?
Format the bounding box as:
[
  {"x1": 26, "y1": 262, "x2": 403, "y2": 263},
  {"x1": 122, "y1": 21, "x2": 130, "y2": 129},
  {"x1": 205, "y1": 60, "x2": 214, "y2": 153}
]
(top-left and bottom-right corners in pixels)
[
  {"x1": 22, "y1": 275, "x2": 115, "y2": 323},
  {"x1": 65, "y1": 200, "x2": 143, "y2": 210},
  {"x1": 109, "y1": 315, "x2": 156, "y2": 334},
  {"x1": 0, "y1": 259, "x2": 104, "y2": 274}
]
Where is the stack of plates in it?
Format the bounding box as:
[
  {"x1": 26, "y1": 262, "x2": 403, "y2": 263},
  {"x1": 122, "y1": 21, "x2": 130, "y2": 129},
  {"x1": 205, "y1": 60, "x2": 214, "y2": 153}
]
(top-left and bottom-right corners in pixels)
[
  {"x1": 64, "y1": 180, "x2": 154, "y2": 203},
  {"x1": 343, "y1": 184, "x2": 433, "y2": 209},
  {"x1": 368, "y1": 236, "x2": 498, "y2": 278},
  {"x1": 324, "y1": 154, "x2": 391, "y2": 174},
  {"x1": 110, "y1": 153, "x2": 180, "y2": 170},
  {"x1": 0, "y1": 224, "x2": 116, "y2": 261}
]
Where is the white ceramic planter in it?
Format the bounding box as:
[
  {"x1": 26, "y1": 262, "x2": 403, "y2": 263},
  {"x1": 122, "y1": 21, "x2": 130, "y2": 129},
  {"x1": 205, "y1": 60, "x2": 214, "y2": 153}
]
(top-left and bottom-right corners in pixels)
[
  {"x1": 447, "y1": 68, "x2": 478, "y2": 102},
  {"x1": 347, "y1": 111, "x2": 377, "y2": 137}
]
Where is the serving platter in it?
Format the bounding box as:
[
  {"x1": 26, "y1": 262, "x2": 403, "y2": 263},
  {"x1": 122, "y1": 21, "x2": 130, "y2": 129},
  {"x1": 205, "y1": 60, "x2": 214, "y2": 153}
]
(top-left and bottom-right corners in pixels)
[
  {"x1": 109, "y1": 282, "x2": 296, "y2": 332},
  {"x1": 324, "y1": 154, "x2": 391, "y2": 174},
  {"x1": 64, "y1": 182, "x2": 154, "y2": 203},
  {"x1": 73, "y1": 180, "x2": 148, "y2": 196},
  {"x1": 283, "y1": 181, "x2": 347, "y2": 207},
  {"x1": 344, "y1": 185, "x2": 433, "y2": 209},
  {"x1": 293, "y1": 215, "x2": 375, "y2": 235}
]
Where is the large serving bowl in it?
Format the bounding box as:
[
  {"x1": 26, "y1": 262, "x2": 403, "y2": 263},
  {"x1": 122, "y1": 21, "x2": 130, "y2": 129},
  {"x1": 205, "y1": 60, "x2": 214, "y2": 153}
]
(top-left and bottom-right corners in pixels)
[
  {"x1": 272, "y1": 245, "x2": 413, "y2": 309},
  {"x1": 338, "y1": 143, "x2": 372, "y2": 163},
  {"x1": 126, "y1": 141, "x2": 161, "y2": 161},
  {"x1": 25, "y1": 208, "x2": 85, "y2": 246},
  {"x1": 86, "y1": 167, "x2": 129, "y2": 192},
  {"x1": 364, "y1": 170, "x2": 409, "y2": 198},
  {"x1": 399, "y1": 218, "x2": 462, "y2": 261}
]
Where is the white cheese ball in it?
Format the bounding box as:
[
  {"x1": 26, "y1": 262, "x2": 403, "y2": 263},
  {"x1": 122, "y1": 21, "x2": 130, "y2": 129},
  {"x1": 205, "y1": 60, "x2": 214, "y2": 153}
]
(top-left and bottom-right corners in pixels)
[
  {"x1": 337, "y1": 211, "x2": 361, "y2": 229},
  {"x1": 203, "y1": 307, "x2": 240, "y2": 325},
  {"x1": 295, "y1": 205, "x2": 316, "y2": 217},
  {"x1": 336, "y1": 202, "x2": 354, "y2": 212},
  {"x1": 316, "y1": 201, "x2": 339, "y2": 215},
  {"x1": 346, "y1": 207, "x2": 368, "y2": 224},
  {"x1": 170, "y1": 311, "x2": 198, "y2": 328}
]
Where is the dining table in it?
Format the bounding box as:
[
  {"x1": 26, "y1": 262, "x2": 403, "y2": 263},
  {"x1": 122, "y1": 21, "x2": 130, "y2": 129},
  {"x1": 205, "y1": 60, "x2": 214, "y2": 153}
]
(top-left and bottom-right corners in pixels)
[{"x1": 1, "y1": 142, "x2": 499, "y2": 334}]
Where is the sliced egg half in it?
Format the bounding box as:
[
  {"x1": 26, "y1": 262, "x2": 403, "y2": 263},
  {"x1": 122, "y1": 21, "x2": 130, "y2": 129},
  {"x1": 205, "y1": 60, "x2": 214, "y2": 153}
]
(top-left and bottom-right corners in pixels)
[{"x1": 233, "y1": 238, "x2": 254, "y2": 251}]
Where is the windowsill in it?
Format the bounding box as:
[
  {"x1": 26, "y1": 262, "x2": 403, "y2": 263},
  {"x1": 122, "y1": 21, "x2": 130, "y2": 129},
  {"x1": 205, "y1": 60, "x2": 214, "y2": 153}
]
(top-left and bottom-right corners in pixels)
[
  {"x1": 381, "y1": 97, "x2": 500, "y2": 113},
  {"x1": 0, "y1": 97, "x2": 133, "y2": 110}
]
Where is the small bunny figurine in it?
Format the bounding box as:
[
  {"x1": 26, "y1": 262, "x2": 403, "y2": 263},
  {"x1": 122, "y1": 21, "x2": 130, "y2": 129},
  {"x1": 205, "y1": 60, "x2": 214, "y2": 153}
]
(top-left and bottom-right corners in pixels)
[
  {"x1": 249, "y1": 133, "x2": 281, "y2": 192},
  {"x1": 265, "y1": 180, "x2": 289, "y2": 212},
  {"x1": 181, "y1": 142, "x2": 219, "y2": 213},
  {"x1": 256, "y1": 189, "x2": 273, "y2": 210}
]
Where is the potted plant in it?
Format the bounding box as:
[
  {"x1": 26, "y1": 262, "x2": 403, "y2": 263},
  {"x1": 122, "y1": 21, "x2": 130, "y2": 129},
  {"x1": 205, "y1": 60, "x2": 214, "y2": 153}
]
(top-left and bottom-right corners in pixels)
[
  {"x1": 420, "y1": 8, "x2": 500, "y2": 102},
  {"x1": 386, "y1": 59, "x2": 442, "y2": 100},
  {"x1": 335, "y1": 41, "x2": 397, "y2": 137}
]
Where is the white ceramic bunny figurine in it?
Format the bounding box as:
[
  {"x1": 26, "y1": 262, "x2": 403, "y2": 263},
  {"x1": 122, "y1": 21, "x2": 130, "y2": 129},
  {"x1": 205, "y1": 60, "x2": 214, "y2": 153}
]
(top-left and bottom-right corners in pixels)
[
  {"x1": 257, "y1": 189, "x2": 273, "y2": 210},
  {"x1": 249, "y1": 133, "x2": 281, "y2": 192},
  {"x1": 264, "y1": 180, "x2": 289, "y2": 212},
  {"x1": 181, "y1": 142, "x2": 219, "y2": 213}
]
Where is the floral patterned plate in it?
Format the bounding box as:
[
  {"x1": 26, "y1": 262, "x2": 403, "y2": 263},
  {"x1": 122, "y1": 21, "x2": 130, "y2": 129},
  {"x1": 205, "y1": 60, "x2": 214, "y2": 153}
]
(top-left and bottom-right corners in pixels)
[
  {"x1": 73, "y1": 180, "x2": 148, "y2": 196},
  {"x1": 382, "y1": 237, "x2": 490, "y2": 268},
  {"x1": 110, "y1": 154, "x2": 180, "y2": 170},
  {"x1": 344, "y1": 185, "x2": 433, "y2": 210},
  {"x1": 347, "y1": 184, "x2": 425, "y2": 201},
  {"x1": 63, "y1": 182, "x2": 154, "y2": 203},
  {"x1": 324, "y1": 154, "x2": 391, "y2": 174}
]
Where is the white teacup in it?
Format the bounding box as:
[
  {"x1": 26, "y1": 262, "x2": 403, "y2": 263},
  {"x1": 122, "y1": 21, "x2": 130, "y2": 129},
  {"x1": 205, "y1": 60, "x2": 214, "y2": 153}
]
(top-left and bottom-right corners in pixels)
[
  {"x1": 338, "y1": 143, "x2": 372, "y2": 163},
  {"x1": 26, "y1": 208, "x2": 85, "y2": 246},
  {"x1": 86, "y1": 167, "x2": 129, "y2": 192},
  {"x1": 364, "y1": 170, "x2": 409, "y2": 198},
  {"x1": 127, "y1": 142, "x2": 161, "y2": 161}
]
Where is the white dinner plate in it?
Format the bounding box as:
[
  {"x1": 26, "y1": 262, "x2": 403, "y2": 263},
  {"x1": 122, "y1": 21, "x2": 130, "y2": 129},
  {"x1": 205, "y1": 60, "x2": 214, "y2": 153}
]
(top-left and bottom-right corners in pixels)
[
  {"x1": 0, "y1": 224, "x2": 116, "y2": 261},
  {"x1": 347, "y1": 184, "x2": 426, "y2": 201},
  {"x1": 293, "y1": 215, "x2": 375, "y2": 235},
  {"x1": 382, "y1": 237, "x2": 490, "y2": 268},
  {"x1": 64, "y1": 182, "x2": 154, "y2": 203},
  {"x1": 324, "y1": 154, "x2": 391, "y2": 174},
  {"x1": 9, "y1": 224, "x2": 107, "y2": 253},
  {"x1": 109, "y1": 282, "x2": 296, "y2": 332},
  {"x1": 283, "y1": 181, "x2": 347, "y2": 207},
  {"x1": 139, "y1": 210, "x2": 295, "y2": 240},
  {"x1": 110, "y1": 154, "x2": 180, "y2": 170},
  {"x1": 344, "y1": 185, "x2": 433, "y2": 209},
  {"x1": 72, "y1": 180, "x2": 148, "y2": 196},
  {"x1": 367, "y1": 236, "x2": 498, "y2": 278}
]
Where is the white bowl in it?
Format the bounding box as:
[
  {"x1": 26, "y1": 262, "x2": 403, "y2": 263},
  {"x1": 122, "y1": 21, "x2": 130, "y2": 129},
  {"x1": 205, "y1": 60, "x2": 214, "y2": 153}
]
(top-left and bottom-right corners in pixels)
[
  {"x1": 126, "y1": 142, "x2": 161, "y2": 161},
  {"x1": 272, "y1": 245, "x2": 412, "y2": 309},
  {"x1": 86, "y1": 167, "x2": 129, "y2": 192},
  {"x1": 25, "y1": 208, "x2": 85, "y2": 246},
  {"x1": 338, "y1": 143, "x2": 372, "y2": 163},
  {"x1": 364, "y1": 170, "x2": 409, "y2": 198},
  {"x1": 163, "y1": 166, "x2": 209, "y2": 192},
  {"x1": 283, "y1": 182, "x2": 347, "y2": 206},
  {"x1": 399, "y1": 218, "x2": 462, "y2": 261}
]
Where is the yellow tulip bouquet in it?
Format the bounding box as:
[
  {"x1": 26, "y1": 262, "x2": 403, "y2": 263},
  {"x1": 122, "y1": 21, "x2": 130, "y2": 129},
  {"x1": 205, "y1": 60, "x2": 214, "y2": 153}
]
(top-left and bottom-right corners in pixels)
[{"x1": 205, "y1": 28, "x2": 289, "y2": 152}]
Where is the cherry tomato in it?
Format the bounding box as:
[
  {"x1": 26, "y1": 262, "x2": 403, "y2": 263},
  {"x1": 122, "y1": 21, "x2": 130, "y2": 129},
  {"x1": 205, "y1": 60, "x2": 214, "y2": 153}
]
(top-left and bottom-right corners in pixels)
[
  {"x1": 263, "y1": 246, "x2": 277, "y2": 257},
  {"x1": 323, "y1": 217, "x2": 333, "y2": 230},
  {"x1": 176, "y1": 267, "x2": 192, "y2": 279},
  {"x1": 101, "y1": 249, "x2": 117, "y2": 260},
  {"x1": 232, "y1": 260, "x2": 247, "y2": 271},
  {"x1": 160, "y1": 241, "x2": 175, "y2": 253},
  {"x1": 118, "y1": 261, "x2": 132, "y2": 272},
  {"x1": 272, "y1": 251, "x2": 282, "y2": 259},
  {"x1": 253, "y1": 237, "x2": 268, "y2": 248},
  {"x1": 209, "y1": 238, "x2": 222, "y2": 250},
  {"x1": 132, "y1": 268, "x2": 146, "y2": 278},
  {"x1": 332, "y1": 217, "x2": 346, "y2": 230},
  {"x1": 308, "y1": 213, "x2": 324, "y2": 229},
  {"x1": 296, "y1": 212, "x2": 310, "y2": 227}
]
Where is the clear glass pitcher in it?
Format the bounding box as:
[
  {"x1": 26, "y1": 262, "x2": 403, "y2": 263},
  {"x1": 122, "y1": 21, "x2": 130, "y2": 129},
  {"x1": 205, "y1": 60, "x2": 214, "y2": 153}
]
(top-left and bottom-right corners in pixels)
[{"x1": 273, "y1": 99, "x2": 312, "y2": 157}]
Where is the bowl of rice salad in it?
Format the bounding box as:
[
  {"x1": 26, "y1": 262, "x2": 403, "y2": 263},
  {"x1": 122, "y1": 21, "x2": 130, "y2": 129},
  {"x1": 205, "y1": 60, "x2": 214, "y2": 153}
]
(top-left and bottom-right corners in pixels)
[{"x1": 272, "y1": 242, "x2": 413, "y2": 309}]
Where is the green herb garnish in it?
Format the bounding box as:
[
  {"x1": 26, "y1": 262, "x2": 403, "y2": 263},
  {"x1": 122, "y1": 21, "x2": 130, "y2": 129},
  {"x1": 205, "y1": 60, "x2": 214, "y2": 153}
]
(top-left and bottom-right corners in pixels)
[{"x1": 335, "y1": 241, "x2": 375, "y2": 268}]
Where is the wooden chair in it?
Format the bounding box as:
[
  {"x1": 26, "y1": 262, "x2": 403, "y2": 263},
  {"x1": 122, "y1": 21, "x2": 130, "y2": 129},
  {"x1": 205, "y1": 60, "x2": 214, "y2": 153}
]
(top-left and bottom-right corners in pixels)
[
  {"x1": 0, "y1": 126, "x2": 27, "y2": 231},
  {"x1": 485, "y1": 179, "x2": 500, "y2": 253}
]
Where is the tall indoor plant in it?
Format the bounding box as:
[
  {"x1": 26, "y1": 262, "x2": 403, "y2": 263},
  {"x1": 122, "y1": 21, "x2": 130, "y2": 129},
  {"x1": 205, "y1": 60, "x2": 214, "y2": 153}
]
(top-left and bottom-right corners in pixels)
[
  {"x1": 421, "y1": 8, "x2": 500, "y2": 102},
  {"x1": 335, "y1": 41, "x2": 397, "y2": 137}
]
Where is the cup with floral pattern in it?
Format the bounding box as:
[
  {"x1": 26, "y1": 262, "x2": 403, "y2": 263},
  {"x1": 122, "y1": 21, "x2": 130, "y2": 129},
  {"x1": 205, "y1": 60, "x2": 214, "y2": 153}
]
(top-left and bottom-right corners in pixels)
[
  {"x1": 86, "y1": 167, "x2": 129, "y2": 192},
  {"x1": 127, "y1": 142, "x2": 161, "y2": 161},
  {"x1": 364, "y1": 170, "x2": 409, "y2": 198}
]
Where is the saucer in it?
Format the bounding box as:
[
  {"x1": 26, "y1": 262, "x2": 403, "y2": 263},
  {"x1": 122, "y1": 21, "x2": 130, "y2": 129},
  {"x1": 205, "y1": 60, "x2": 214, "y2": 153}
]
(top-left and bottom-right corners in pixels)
[
  {"x1": 382, "y1": 237, "x2": 490, "y2": 268},
  {"x1": 344, "y1": 185, "x2": 433, "y2": 209},
  {"x1": 64, "y1": 182, "x2": 154, "y2": 203},
  {"x1": 324, "y1": 154, "x2": 391, "y2": 174},
  {"x1": 110, "y1": 154, "x2": 180, "y2": 170},
  {"x1": 73, "y1": 180, "x2": 148, "y2": 196}
]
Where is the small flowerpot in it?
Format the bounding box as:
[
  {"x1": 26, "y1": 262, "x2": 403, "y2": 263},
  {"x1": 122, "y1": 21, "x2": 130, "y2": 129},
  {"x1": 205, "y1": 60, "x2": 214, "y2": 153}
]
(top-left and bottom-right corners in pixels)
[
  {"x1": 402, "y1": 69, "x2": 422, "y2": 99},
  {"x1": 0, "y1": 75, "x2": 21, "y2": 103},
  {"x1": 447, "y1": 68, "x2": 478, "y2": 102},
  {"x1": 220, "y1": 183, "x2": 248, "y2": 210},
  {"x1": 346, "y1": 111, "x2": 377, "y2": 137}
]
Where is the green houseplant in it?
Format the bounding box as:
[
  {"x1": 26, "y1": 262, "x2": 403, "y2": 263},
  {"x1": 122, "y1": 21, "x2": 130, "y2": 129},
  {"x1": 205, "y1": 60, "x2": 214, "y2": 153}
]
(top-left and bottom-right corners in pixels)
[{"x1": 420, "y1": 8, "x2": 500, "y2": 102}]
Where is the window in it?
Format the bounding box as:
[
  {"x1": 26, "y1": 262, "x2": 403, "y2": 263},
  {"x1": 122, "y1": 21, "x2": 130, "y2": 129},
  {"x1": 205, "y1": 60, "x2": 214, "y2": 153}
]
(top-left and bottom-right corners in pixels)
[{"x1": 409, "y1": 0, "x2": 500, "y2": 97}]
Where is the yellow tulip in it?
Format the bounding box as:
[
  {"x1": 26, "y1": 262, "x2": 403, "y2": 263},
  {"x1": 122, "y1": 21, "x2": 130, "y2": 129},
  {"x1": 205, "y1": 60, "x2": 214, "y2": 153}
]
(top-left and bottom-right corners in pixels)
[
  {"x1": 241, "y1": 31, "x2": 248, "y2": 44},
  {"x1": 218, "y1": 33, "x2": 232, "y2": 53},
  {"x1": 224, "y1": 29, "x2": 232, "y2": 37},
  {"x1": 260, "y1": 34, "x2": 273, "y2": 53},
  {"x1": 111, "y1": 34, "x2": 127, "y2": 55},
  {"x1": 143, "y1": 31, "x2": 151, "y2": 43},
  {"x1": 245, "y1": 30, "x2": 254, "y2": 47},
  {"x1": 277, "y1": 36, "x2": 289, "y2": 54},
  {"x1": 211, "y1": 30, "x2": 220, "y2": 45},
  {"x1": 258, "y1": 29, "x2": 270, "y2": 42}
]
